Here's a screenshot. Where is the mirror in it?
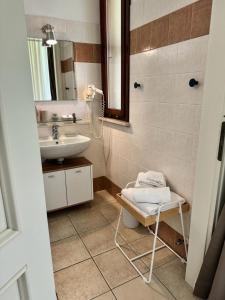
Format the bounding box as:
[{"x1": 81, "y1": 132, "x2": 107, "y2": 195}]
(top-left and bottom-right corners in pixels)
[
  {"x1": 27, "y1": 38, "x2": 76, "y2": 101},
  {"x1": 100, "y1": 0, "x2": 130, "y2": 121}
]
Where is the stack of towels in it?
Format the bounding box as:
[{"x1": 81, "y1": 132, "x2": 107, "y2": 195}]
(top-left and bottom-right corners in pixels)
[{"x1": 122, "y1": 171, "x2": 183, "y2": 216}]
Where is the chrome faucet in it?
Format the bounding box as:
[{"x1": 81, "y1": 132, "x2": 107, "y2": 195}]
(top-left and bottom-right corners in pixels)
[{"x1": 52, "y1": 124, "x2": 59, "y2": 140}]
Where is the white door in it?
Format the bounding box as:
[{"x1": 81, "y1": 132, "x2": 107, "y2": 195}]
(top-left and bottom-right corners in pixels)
[
  {"x1": 0, "y1": 1, "x2": 56, "y2": 299},
  {"x1": 186, "y1": 0, "x2": 225, "y2": 287},
  {"x1": 44, "y1": 171, "x2": 67, "y2": 211},
  {"x1": 66, "y1": 166, "x2": 93, "y2": 205}
]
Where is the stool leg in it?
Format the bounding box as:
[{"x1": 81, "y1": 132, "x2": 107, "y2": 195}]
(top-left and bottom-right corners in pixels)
[
  {"x1": 179, "y1": 202, "x2": 188, "y2": 261},
  {"x1": 147, "y1": 210, "x2": 161, "y2": 283},
  {"x1": 115, "y1": 208, "x2": 123, "y2": 246}
]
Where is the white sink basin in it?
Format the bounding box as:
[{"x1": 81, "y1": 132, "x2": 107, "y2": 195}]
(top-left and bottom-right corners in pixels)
[{"x1": 40, "y1": 135, "x2": 91, "y2": 160}]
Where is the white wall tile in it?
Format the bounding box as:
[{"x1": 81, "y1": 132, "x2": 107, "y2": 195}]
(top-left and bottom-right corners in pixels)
[
  {"x1": 104, "y1": 33, "x2": 209, "y2": 235},
  {"x1": 26, "y1": 15, "x2": 101, "y2": 44}
]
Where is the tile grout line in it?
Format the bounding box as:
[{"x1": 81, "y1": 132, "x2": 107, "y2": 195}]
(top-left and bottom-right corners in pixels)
[
  {"x1": 90, "y1": 290, "x2": 118, "y2": 300},
  {"x1": 50, "y1": 232, "x2": 78, "y2": 244},
  {"x1": 68, "y1": 214, "x2": 113, "y2": 295},
  {"x1": 93, "y1": 193, "x2": 181, "y2": 297},
  {"x1": 49, "y1": 194, "x2": 180, "y2": 299},
  {"x1": 153, "y1": 272, "x2": 178, "y2": 300},
  {"x1": 67, "y1": 213, "x2": 143, "y2": 298},
  {"x1": 53, "y1": 257, "x2": 92, "y2": 274}
]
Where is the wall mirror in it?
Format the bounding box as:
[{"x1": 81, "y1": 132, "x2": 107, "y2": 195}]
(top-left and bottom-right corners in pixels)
[
  {"x1": 100, "y1": 0, "x2": 130, "y2": 121},
  {"x1": 27, "y1": 38, "x2": 76, "y2": 101}
]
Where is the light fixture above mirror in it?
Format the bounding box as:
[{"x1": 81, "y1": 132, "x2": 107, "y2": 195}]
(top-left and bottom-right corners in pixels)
[{"x1": 41, "y1": 24, "x2": 57, "y2": 46}]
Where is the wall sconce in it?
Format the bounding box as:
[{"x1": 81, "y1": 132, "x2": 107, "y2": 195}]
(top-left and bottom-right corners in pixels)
[
  {"x1": 42, "y1": 38, "x2": 51, "y2": 47},
  {"x1": 41, "y1": 24, "x2": 57, "y2": 46}
]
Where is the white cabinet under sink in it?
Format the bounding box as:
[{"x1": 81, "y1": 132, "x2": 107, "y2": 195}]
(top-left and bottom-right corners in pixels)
[
  {"x1": 43, "y1": 171, "x2": 67, "y2": 211},
  {"x1": 42, "y1": 158, "x2": 93, "y2": 212},
  {"x1": 66, "y1": 167, "x2": 93, "y2": 206}
]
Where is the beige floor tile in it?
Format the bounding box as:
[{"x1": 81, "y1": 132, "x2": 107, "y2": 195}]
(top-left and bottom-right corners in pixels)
[
  {"x1": 51, "y1": 236, "x2": 90, "y2": 272},
  {"x1": 93, "y1": 291, "x2": 116, "y2": 300},
  {"x1": 48, "y1": 215, "x2": 77, "y2": 242},
  {"x1": 129, "y1": 236, "x2": 176, "y2": 269},
  {"x1": 99, "y1": 202, "x2": 121, "y2": 223},
  {"x1": 55, "y1": 259, "x2": 109, "y2": 300},
  {"x1": 112, "y1": 221, "x2": 149, "y2": 243},
  {"x1": 69, "y1": 207, "x2": 109, "y2": 233},
  {"x1": 154, "y1": 258, "x2": 197, "y2": 300},
  {"x1": 113, "y1": 276, "x2": 175, "y2": 300},
  {"x1": 80, "y1": 224, "x2": 125, "y2": 257},
  {"x1": 120, "y1": 243, "x2": 149, "y2": 274},
  {"x1": 48, "y1": 210, "x2": 68, "y2": 223},
  {"x1": 94, "y1": 190, "x2": 118, "y2": 206},
  {"x1": 94, "y1": 248, "x2": 138, "y2": 289}
]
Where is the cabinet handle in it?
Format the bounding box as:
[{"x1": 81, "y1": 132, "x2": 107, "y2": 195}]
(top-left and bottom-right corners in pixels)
[
  {"x1": 48, "y1": 175, "x2": 55, "y2": 178},
  {"x1": 75, "y1": 170, "x2": 82, "y2": 174}
]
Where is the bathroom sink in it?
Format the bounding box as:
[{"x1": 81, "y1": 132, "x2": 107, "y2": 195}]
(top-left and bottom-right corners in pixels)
[{"x1": 39, "y1": 135, "x2": 91, "y2": 160}]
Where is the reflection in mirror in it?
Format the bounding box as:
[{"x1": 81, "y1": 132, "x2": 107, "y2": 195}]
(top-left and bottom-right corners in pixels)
[
  {"x1": 100, "y1": 0, "x2": 130, "y2": 121},
  {"x1": 107, "y1": 0, "x2": 121, "y2": 110},
  {"x1": 27, "y1": 38, "x2": 76, "y2": 101}
]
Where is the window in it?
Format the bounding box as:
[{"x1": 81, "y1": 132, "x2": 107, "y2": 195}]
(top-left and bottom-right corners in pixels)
[{"x1": 100, "y1": 0, "x2": 130, "y2": 121}]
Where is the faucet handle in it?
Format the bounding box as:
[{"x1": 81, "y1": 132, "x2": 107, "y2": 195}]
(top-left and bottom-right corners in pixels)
[{"x1": 72, "y1": 113, "x2": 76, "y2": 123}]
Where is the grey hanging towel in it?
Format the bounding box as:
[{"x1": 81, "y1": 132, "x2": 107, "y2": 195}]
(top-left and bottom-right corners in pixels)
[{"x1": 194, "y1": 203, "x2": 225, "y2": 299}]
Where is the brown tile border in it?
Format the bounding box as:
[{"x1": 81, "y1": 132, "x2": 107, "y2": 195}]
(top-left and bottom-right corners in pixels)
[
  {"x1": 191, "y1": 0, "x2": 212, "y2": 38},
  {"x1": 94, "y1": 176, "x2": 188, "y2": 258},
  {"x1": 130, "y1": 0, "x2": 212, "y2": 55},
  {"x1": 61, "y1": 57, "x2": 74, "y2": 73},
  {"x1": 73, "y1": 42, "x2": 102, "y2": 63},
  {"x1": 168, "y1": 5, "x2": 192, "y2": 45}
]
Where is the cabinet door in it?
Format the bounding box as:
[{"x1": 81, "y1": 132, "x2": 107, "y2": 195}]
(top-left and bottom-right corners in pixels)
[
  {"x1": 43, "y1": 171, "x2": 67, "y2": 211},
  {"x1": 66, "y1": 166, "x2": 93, "y2": 206}
]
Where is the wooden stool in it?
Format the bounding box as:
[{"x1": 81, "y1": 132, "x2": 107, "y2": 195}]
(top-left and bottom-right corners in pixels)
[{"x1": 114, "y1": 181, "x2": 189, "y2": 283}]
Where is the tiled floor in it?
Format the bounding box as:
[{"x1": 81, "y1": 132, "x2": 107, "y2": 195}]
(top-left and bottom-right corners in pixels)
[{"x1": 48, "y1": 190, "x2": 197, "y2": 300}]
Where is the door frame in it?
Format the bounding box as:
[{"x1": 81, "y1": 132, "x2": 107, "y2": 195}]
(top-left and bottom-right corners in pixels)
[
  {"x1": 0, "y1": 1, "x2": 56, "y2": 298},
  {"x1": 186, "y1": 0, "x2": 225, "y2": 287}
]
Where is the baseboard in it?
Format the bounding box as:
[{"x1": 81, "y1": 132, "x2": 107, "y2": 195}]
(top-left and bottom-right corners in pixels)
[
  {"x1": 94, "y1": 176, "x2": 187, "y2": 259},
  {"x1": 150, "y1": 222, "x2": 187, "y2": 259},
  {"x1": 93, "y1": 176, "x2": 121, "y2": 198}
]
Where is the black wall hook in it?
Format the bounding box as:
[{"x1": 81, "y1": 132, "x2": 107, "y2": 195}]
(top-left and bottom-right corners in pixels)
[
  {"x1": 189, "y1": 78, "x2": 199, "y2": 87},
  {"x1": 134, "y1": 82, "x2": 141, "y2": 89}
]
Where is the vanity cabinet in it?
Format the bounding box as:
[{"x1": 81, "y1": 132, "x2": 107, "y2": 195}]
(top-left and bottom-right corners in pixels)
[
  {"x1": 43, "y1": 171, "x2": 67, "y2": 211},
  {"x1": 66, "y1": 167, "x2": 92, "y2": 206},
  {"x1": 42, "y1": 158, "x2": 93, "y2": 212}
]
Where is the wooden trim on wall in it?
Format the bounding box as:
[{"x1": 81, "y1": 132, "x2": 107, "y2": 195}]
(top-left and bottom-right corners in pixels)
[
  {"x1": 100, "y1": 0, "x2": 130, "y2": 122},
  {"x1": 130, "y1": 0, "x2": 212, "y2": 55}
]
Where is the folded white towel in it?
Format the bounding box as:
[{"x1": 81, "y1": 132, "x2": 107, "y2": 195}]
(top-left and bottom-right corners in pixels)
[
  {"x1": 122, "y1": 187, "x2": 171, "y2": 204},
  {"x1": 135, "y1": 171, "x2": 166, "y2": 188}
]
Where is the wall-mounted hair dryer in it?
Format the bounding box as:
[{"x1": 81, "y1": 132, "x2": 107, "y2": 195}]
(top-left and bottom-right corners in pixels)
[
  {"x1": 86, "y1": 84, "x2": 105, "y2": 139},
  {"x1": 87, "y1": 84, "x2": 104, "y2": 100}
]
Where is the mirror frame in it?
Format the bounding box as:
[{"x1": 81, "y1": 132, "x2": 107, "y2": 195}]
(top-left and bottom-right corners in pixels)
[
  {"x1": 100, "y1": 0, "x2": 130, "y2": 122},
  {"x1": 28, "y1": 38, "x2": 76, "y2": 102}
]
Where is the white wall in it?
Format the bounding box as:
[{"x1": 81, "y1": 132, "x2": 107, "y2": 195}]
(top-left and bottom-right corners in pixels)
[
  {"x1": 186, "y1": 0, "x2": 225, "y2": 287},
  {"x1": 23, "y1": 0, "x2": 100, "y2": 24},
  {"x1": 104, "y1": 0, "x2": 209, "y2": 235},
  {"x1": 25, "y1": 15, "x2": 100, "y2": 43}
]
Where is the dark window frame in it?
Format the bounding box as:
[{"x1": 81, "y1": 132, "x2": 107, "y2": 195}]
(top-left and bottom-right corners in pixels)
[{"x1": 100, "y1": 0, "x2": 130, "y2": 122}]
